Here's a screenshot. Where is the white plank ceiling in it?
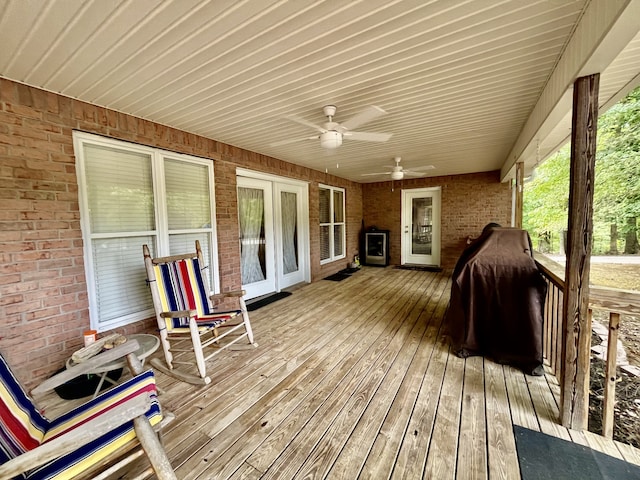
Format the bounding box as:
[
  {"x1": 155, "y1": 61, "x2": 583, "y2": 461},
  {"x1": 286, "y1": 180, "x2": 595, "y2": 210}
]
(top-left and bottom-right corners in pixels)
[{"x1": 1, "y1": 0, "x2": 639, "y2": 182}]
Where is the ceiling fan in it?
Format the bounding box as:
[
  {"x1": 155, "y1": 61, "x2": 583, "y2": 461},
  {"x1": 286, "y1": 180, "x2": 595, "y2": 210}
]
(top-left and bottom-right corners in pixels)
[
  {"x1": 270, "y1": 105, "x2": 392, "y2": 149},
  {"x1": 361, "y1": 157, "x2": 435, "y2": 181}
]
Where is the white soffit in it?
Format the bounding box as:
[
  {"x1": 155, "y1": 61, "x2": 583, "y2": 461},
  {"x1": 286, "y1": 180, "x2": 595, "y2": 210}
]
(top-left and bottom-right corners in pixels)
[{"x1": 0, "y1": 0, "x2": 637, "y2": 183}]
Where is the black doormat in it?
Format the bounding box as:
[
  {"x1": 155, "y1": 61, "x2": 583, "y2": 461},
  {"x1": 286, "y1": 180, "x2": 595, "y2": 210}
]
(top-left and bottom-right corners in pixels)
[
  {"x1": 324, "y1": 272, "x2": 352, "y2": 282},
  {"x1": 394, "y1": 265, "x2": 442, "y2": 272},
  {"x1": 246, "y1": 291, "x2": 292, "y2": 311},
  {"x1": 324, "y1": 267, "x2": 360, "y2": 282},
  {"x1": 514, "y1": 425, "x2": 640, "y2": 480}
]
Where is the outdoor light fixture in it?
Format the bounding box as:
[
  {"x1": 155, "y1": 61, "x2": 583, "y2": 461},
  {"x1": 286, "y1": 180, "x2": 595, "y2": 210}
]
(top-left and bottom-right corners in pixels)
[{"x1": 320, "y1": 130, "x2": 343, "y2": 149}]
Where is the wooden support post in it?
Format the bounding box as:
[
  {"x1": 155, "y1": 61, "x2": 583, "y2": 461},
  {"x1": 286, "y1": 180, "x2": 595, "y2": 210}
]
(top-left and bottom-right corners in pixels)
[
  {"x1": 602, "y1": 312, "x2": 620, "y2": 438},
  {"x1": 515, "y1": 161, "x2": 524, "y2": 229},
  {"x1": 560, "y1": 73, "x2": 599, "y2": 430}
]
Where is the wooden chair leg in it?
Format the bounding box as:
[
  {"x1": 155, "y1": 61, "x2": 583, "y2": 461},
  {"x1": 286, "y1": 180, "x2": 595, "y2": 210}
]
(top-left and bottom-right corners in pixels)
[
  {"x1": 239, "y1": 297, "x2": 255, "y2": 344},
  {"x1": 189, "y1": 319, "x2": 207, "y2": 380},
  {"x1": 133, "y1": 416, "x2": 176, "y2": 480}
]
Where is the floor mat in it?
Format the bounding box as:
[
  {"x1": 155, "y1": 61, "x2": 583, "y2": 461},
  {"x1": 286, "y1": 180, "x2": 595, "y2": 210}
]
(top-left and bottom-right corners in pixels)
[
  {"x1": 323, "y1": 272, "x2": 352, "y2": 282},
  {"x1": 514, "y1": 425, "x2": 640, "y2": 480},
  {"x1": 246, "y1": 291, "x2": 292, "y2": 311},
  {"x1": 394, "y1": 265, "x2": 443, "y2": 272}
]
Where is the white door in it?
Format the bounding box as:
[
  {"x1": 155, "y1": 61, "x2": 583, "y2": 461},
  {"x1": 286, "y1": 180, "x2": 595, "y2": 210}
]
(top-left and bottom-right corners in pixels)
[
  {"x1": 275, "y1": 183, "x2": 306, "y2": 290},
  {"x1": 401, "y1": 187, "x2": 441, "y2": 266},
  {"x1": 237, "y1": 175, "x2": 309, "y2": 299},
  {"x1": 237, "y1": 177, "x2": 275, "y2": 299}
]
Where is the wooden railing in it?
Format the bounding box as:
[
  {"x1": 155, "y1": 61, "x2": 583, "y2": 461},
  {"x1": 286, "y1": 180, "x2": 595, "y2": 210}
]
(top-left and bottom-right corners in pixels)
[{"x1": 535, "y1": 254, "x2": 640, "y2": 439}]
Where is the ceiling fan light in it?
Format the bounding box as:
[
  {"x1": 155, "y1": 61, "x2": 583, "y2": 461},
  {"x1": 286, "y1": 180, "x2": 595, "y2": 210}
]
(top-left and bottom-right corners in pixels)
[
  {"x1": 390, "y1": 170, "x2": 404, "y2": 181},
  {"x1": 320, "y1": 130, "x2": 342, "y2": 149}
]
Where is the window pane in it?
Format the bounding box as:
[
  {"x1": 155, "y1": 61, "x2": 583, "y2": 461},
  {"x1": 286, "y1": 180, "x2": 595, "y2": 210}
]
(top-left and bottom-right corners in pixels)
[
  {"x1": 84, "y1": 144, "x2": 154, "y2": 233},
  {"x1": 333, "y1": 225, "x2": 344, "y2": 256},
  {"x1": 320, "y1": 225, "x2": 330, "y2": 260},
  {"x1": 164, "y1": 158, "x2": 212, "y2": 230},
  {"x1": 319, "y1": 188, "x2": 330, "y2": 224},
  {"x1": 92, "y1": 236, "x2": 154, "y2": 325},
  {"x1": 333, "y1": 190, "x2": 344, "y2": 223}
]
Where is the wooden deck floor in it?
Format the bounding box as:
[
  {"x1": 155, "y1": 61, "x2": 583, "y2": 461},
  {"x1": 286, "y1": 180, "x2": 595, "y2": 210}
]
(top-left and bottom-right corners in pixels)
[{"x1": 131, "y1": 266, "x2": 640, "y2": 479}]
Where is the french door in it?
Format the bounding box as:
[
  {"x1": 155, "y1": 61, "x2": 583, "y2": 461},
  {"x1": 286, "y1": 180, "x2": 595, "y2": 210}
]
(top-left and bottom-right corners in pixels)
[
  {"x1": 401, "y1": 187, "x2": 441, "y2": 266},
  {"x1": 237, "y1": 174, "x2": 308, "y2": 299}
]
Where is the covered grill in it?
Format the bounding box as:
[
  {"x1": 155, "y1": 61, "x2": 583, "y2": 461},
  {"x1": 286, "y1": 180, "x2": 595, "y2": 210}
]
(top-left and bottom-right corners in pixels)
[{"x1": 444, "y1": 226, "x2": 547, "y2": 375}]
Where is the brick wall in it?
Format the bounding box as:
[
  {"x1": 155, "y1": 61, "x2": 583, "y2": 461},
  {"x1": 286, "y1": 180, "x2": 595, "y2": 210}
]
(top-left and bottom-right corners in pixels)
[
  {"x1": 0, "y1": 79, "x2": 361, "y2": 387},
  {"x1": 363, "y1": 171, "x2": 512, "y2": 269}
]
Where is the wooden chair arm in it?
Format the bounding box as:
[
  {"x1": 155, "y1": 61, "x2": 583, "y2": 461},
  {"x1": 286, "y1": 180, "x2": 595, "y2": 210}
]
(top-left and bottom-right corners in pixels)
[
  {"x1": 160, "y1": 310, "x2": 197, "y2": 318},
  {"x1": 0, "y1": 393, "x2": 151, "y2": 478},
  {"x1": 209, "y1": 290, "x2": 246, "y2": 301},
  {"x1": 31, "y1": 340, "x2": 141, "y2": 397}
]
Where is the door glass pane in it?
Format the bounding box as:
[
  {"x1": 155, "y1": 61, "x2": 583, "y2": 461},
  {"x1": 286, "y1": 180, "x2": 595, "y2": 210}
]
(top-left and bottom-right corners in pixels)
[
  {"x1": 238, "y1": 187, "x2": 266, "y2": 285},
  {"x1": 412, "y1": 197, "x2": 432, "y2": 255},
  {"x1": 281, "y1": 191, "x2": 298, "y2": 275}
]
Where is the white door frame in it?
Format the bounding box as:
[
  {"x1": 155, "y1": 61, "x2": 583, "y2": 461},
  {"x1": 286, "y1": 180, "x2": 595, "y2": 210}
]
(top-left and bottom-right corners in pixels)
[
  {"x1": 237, "y1": 168, "x2": 310, "y2": 298},
  {"x1": 401, "y1": 186, "x2": 441, "y2": 266}
]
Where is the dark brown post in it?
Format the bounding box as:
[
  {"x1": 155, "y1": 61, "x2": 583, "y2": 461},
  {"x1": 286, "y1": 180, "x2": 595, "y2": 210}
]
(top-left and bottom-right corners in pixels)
[
  {"x1": 560, "y1": 73, "x2": 599, "y2": 430},
  {"x1": 515, "y1": 162, "x2": 524, "y2": 228}
]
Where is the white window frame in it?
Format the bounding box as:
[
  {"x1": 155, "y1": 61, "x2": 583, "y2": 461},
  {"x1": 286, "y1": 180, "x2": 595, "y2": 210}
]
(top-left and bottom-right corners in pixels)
[
  {"x1": 319, "y1": 184, "x2": 346, "y2": 265},
  {"x1": 74, "y1": 132, "x2": 220, "y2": 332}
]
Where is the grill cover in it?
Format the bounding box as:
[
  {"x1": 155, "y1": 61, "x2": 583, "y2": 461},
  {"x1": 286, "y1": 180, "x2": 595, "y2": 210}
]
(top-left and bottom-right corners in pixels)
[{"x1": 444, "y1": 227, "x2": 547, "y2": 375}]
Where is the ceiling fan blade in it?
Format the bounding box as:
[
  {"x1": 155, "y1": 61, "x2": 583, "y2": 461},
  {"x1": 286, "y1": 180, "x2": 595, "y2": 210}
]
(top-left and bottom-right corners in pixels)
[
  {"x1": 407, "y1": 165, "x2": 436, "y2": 172},
  {"x1": 361, "y1": 171, "x2": 392, "y2": 176},
  {"x1": 344, "y1": 131, "x2": 392, "y2": 142},
  {"x1": 403, "y1": 170, "x2": 431, "y2": 177},
  {"x1": 340, "y1": 105, "x2": 387, "y2": 131},
  {"x1": 285, "y1": 114, "x2": 326, "y2": 133},
  {"x1": 269, "y1": 135, "x2": 319, "y2": 147}
]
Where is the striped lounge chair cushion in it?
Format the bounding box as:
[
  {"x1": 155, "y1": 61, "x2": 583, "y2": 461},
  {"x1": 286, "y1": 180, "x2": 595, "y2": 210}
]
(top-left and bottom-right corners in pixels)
[
  {"x1": 0, "y1": 355, "x2": 47, "y2": 478},
  {"x1": 154, "y1": 257, "x2": 240, "y2": 330},
  {"x1": 27, "y1": 369, "x2": 162, "y2": 480}
]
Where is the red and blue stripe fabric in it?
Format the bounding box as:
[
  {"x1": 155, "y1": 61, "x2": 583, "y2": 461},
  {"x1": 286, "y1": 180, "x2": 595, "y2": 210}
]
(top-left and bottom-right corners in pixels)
[
  {"x1": 0, "y1": 355, "x2": 47, "y2": 478},
  {"x1": 154, "y1": 257, "x2": 240, "y2": 330},
  {"x1": 1, "y1": 353, "x2": 162, "y2": 480}
]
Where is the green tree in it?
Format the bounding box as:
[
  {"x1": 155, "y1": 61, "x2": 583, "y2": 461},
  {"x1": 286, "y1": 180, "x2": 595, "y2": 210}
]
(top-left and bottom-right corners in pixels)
[
  {"x1": 593, "y1": 87, "x2": 640, "y2": 253},
  {"x1": 524, "y1": 85, "x2": 640, "y2": 254},
  {"x1": 523, "y1": 147, "x2": 570, "y2": 252}
]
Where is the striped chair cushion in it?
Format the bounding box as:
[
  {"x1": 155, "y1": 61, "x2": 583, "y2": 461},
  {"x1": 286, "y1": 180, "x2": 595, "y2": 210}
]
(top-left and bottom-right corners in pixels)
[
  {"x1": 0, "y1": 354, "x2": 47, "y2": 477},
  {"x1": 154, "y1": 258, "x2": 239, "y2": 330},
  {"x1": 28, "y1": 370, "x2": 162, "y2": 480}
]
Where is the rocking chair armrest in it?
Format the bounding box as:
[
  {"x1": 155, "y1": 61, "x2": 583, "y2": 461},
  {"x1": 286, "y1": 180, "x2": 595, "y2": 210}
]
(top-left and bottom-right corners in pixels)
[
  {"x1": 209, "y1": 290, "x2": 246, "y2": 301},
  {"x1": 0, "y1": 393, "x2": 151, "y2": 478},
  {"x1": 160, "y1": 309, "x2": 197, "y2": 318},
  {"x1": 31, "y1": 340, "x2": 141, "y2": 397}
]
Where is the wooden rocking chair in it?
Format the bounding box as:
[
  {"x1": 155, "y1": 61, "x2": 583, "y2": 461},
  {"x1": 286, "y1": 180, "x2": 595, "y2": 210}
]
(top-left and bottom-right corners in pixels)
[
  {"x1": 0, "y1": 341, "x2": 176, "y2": 480},
  {"x1": 143, "y1": 241, "x2": 257, "y2": 385}
]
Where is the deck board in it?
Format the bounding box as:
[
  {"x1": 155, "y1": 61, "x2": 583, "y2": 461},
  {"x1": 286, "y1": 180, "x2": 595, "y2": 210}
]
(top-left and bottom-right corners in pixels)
[{"x1": 76, "y1": 266, "x2": 640, "y2": 479}]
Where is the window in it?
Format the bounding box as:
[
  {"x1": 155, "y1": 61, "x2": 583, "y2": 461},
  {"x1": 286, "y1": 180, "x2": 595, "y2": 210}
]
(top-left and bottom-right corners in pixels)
[
  {"x1": 319, "y1": 184, "x2": 345, "y2": 264},
  {"x1": 74, "y1": 132, "x2": 219, "y2": 331}
]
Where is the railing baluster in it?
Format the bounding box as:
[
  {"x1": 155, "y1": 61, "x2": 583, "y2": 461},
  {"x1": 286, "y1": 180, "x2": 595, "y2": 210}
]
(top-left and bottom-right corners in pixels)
[
  {"x1": 602, "y1": 311, "x2": 620, "y2": 438},
  {"x1": 535, "y1": 254, "x2": 639, "y2": 440}
]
